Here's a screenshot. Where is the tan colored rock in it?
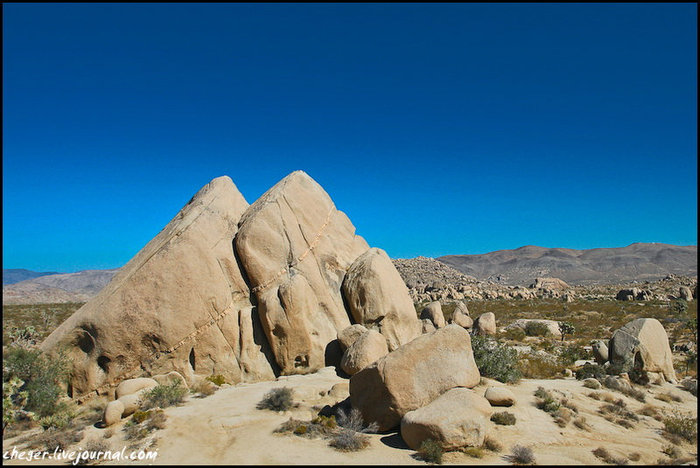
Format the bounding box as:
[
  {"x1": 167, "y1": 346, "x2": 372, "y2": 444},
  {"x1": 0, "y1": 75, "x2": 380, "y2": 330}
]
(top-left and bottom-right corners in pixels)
[
  {"x1": 115, "y1": 378, "x2": 158, "y2": 400},
  {"x1": 484, "y1": 387, "x2": 516, "y2": 406},
  {"x1": 235, "y1": 171, "x2": 369, "y2": 375},
  {"x1": 530, "y1": 277, "x2": 569, "y2": 290},
  {"x1": 340, "y1": 330, "x2": 390, "y2": 375},
  {"x1": 400, "y1": 388, "x2": 492, "y2": 450},
  {"x1": 350, "y1": 324, "x2": 480, "y2": 431},
  {"x1": 102, "y1": 400, "x2": 125, "y2": 427},
  {"x1": 473, "y1": 313, "x2": 496, "y2": 336},
  {"x1": 118, "y1": 393, "x2": 144, "y2": 417},
  {"x1": 592, "y1": 340, "x2": 608, "y2": 364},
  {"x1": 152, "y1": 371, "x2": 188, "y2": 389},
  {"x1": 329, "y1": 382, "x2": 349, "y2": 399},
  {"x1": 679, "y1": 286, "x2": 693, "y2": 301},
  {"x1": 40, "y1": 177, "x2": 276, "y2": 397},
  {"x1": 420, "y1": 301, "x2": 446, "y2": 329},
  {"x1": 337, "y1": 324, "x2": 368, "y2": 351},
  {"x1": 451, "y1": 302, "x2": 472, "y2": 329},
  {"x1": 342, "y1": 248, "x2": 421, "y2": 351},
  {"x1": 421, "y1": 319, "x2": 436, "y2": 334},
  {"x1": 608, "y1": 318, "x2": 676, "y2": 383}
]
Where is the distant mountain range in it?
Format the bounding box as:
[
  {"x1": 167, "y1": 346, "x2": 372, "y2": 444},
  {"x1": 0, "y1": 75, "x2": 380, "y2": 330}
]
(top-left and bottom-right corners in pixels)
[
  {"x1": 3, "y1": 269, "x2": 59, "y2": 285},
  {"x1": 438, "y1": 243, "x2": 697, "y2": 285},
  {"x1": 2, "y1": 269, "x2": 120, "y2": 304},
  {"x1": 3, "y1": 243, "x2": 697, "y2": 304}
]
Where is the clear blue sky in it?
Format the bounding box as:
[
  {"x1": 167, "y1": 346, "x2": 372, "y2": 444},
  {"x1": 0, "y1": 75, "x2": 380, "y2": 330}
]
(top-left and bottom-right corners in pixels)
[{"x1": 3, "y1": 3, "x2": 697, "y2": 273}]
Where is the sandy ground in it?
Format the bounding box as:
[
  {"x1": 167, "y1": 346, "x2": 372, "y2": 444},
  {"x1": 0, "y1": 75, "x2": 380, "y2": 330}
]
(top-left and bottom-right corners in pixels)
[{"x1": 3, "y1": 367, "x2": 697, "y2": 465}]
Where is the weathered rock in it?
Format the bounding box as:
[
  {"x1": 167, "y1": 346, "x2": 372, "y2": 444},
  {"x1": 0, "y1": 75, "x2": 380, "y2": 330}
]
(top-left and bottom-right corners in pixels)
[
  {"x1": 337, "y1": 324, "x2": 368, "y2": 352},
  {"x1": 329, "y1": 382, "x2": 349, "y2": 399},
  {"x1": 350, "y1": 324, "x2": 480, "y2": 431},
  {"x1": 118, "y1": 393, "x2": 144, "y2": 417},
  {"x1": 342, "y1": 248, "x2": 421, "y2": 351},
  {"x1": 679, "y1": 286, "x2": 693, "y2": 301},
  {"x1": 102, "y1": 400, "x2": 125, "y2": 427},
  {"x1": 507, "y1": 319, "x2": 561, "y2": 338},
  {"x1": 583, "y1": 378, "x2": 601, "y2": 389},
  {"x1": 235, "y1": 171, "x2": 369, "y2": 374},
  {"x1": 151, "y1": 371, "x2": 188, "y2": 389},
  {"x1": 473, "y1": 313, "x2": 496, "y2": 336},
  {"x1": 608, "y1": 318, "x2": 676, "y2": 383},
  {"x1": 115, "y1": 378, "x2": 158, "y2": 400},
  {"x1": 421, "y1": 319, "x2": 436, "y2": 334},
  {"x1": 451, "y1": 303, "x2": 473, "y2": 329},
  {"x1": 340, "y1": 330, "x2": 389, "y2": 375},
  {"x1": 420, "y1": 301, "x2": 446, "y2": 329},
  {"x1": 530, "y1": 277, "x2": 570, "y2": 290},
  {"x1": 40, "y1": 177, "x2": 276, "y2": 396},
  {"x1": 400, "y1": 388, "x2": 492, "y2": 450},
  {"x1": 592, "y1": 340, "x2": 609, "y2": 364},
  {"x1": 484, "y1": 387, "x2": 516, "y2": 406}
]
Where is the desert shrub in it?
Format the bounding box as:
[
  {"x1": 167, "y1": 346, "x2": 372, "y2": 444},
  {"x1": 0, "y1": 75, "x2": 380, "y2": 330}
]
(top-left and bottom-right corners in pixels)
[
  {"x1": 38, "y1": 405, "x2": 76, "y2": 430},
  {"x1": 628, "y1": 452, "x2": 640, "y2": 462},
  {"x1": 293, "y1": 425, "x2": 308, "y2": 435},
  {"x1": 534, "y1": 387, "x2": 560, "y2": 414},
  {"x1": 575, "y1": 363, "x2": 605, "y2": 381},
  {"x1": 587, "y1": 391, "x2": 601, "y2": 400},
  {"x1": 598, "y1": 400, "x2": 638, "y2": 427},
  {"x1": 553, "y1": 408, "x2": 572, "y2": 427},
  {"x1": 142, "y1": 381, "x2": 186, "y2": 409},
  {"x1": 257, "y1": 387, "x2": 294, "y2": 412},
  {"x1": 482, "y1": 435, "x2": 502, "y2": 452},
  {"x1": 123, "y1": 409, "x2": 166, "y2": 441},
  {"x1": 463, "y1": 446, "x2": 484, "y2": 458},
  {"x1": 655, "y1": 392, "x2": 681, "y2": 403},
  {"x1": 662, "y1": 412, "x2": 697, "y2": 443},
  {"x1": 601, "y1": 376, "x2": 646, "y2": 402},
  {"x1": 3, "y1": 347, "x2": 70, "y2": 418},
  {"x1": 490, "y1": 411, "x2": 516, "y2": 425},
  {"x1": 558, "y1": 344, "x2": 589, "y2": 366},
  {"x1": 471, "y1": 335, "x2": 521, "y2": 383},
  {"x1": 131, "y1": 410, "x2": 151, "y2": 424},
  {"x1": 75, "y1": 438, "x2": 110, "y2": 466},
  {"x1": 418, "y1": 439, "x2": 443, "y2": 464},
  {"x1": 573, "y1": 417, "x2": 591, "y2": 431},
  {"x1": 509, "y1": 445, "x2": 536, "y2": 465},
  {"x1": 662, "y1": 445, "x2": 682, "y2": 458},
  {"x1": 592, "y1": 447, "x2": 628, "y2": 464},
  {"x1": 38, "y1": 427, "x2": 84, "y2": 452},
  {"x1": 191, "y1": 380, "x2": 216, "y2": 397},
  {"x1": 681, "y1": 378, "x2": 697, "y2": 396},
  {"x1": 329, "y1": 428, "x2": 371, "y2": 452},
  {"x1": 525, "y1": 322, "x2": 551, "y2": 337},
  {"x1": 639, "y1": 404, "x2": 662, "y2": 420},
  {"x1": 205, "y1": 374, "x2": 226, "y2": 386},
  {"x1": 330, "y1": 407, "x2": 378, "y2": 451},
  {"x1": 145, "y1": 410, "x2": 167, "y2": 431},
  {"x1": 559, "y1": 321, "x2": 575, "y2": 340},
  {"x1": 501, "y1": 327, "x2": 526, "y2": 341},
  {"x1": 560, "y1": 398, "x2": 578, "y2": 413},
  {"x1": 518, "y1": 353, "x2": 565, "y2": 379}
]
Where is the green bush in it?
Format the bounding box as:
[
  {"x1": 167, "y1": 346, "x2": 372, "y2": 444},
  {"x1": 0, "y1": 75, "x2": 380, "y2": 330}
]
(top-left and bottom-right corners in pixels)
[
  {"x1": 559, "y1": 344, "x2": 589, "y2": 366},
  {"x1": 206, "y1": 374, "x2": 226, "y2": 386},
  {"x1": 575, "y1": 363, "x2": 606, "y2": 380},
  {"x1": 2, "y1": 347, "x2": 69, "y2": 417},
  {"x1": 471, "y1": 335, "x2": 521, "y2": 383},
  {"x1": 663, "y1": 412, "x2": 697, "y2": 443},
  {"x1": 490, "y1": 411, "x2": 516, "y2": 425},
  {"x1": 418, "y1": 439, "x2": 443, "y2": 464},
  {"x1": 257, "y1": 387, "x2": 294, "y2": 412},
  {"x1": 525, "y1": 322, "x2": 551, "y2": 337},
  {"x1": 501, "y1": 328, "x2": 526, "y2": 341},
  {"x1": 142, "y1": 381, "x2": 187, "y2": 409},
  {"x1": 509, "y1": 445, "x2": 536, "y2": 464}
]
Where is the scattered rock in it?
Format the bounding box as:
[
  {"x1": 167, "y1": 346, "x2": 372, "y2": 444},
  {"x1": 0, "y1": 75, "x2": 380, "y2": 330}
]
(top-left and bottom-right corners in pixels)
[
  {"x1": 400, "y1": 387, "x2": 492, "y2": 450},
  {"x1": 484, "y1": 387, "x2": 516, "y2": 406},
  {"x1": 583, "y1": 378, "x2": 601, "y2": 389},
  {"x1": 473, "y1": 313, "x2": 496, "y2": 336},
  {"x1": 350, "y1": 325, "x2": 480, "y2": 431},
  {"x1": 608, "y1": 318, "x2": 676, "y2": 383},
  {"x1": 420, "y1": 301, "x2": 446, "y2": 329}
]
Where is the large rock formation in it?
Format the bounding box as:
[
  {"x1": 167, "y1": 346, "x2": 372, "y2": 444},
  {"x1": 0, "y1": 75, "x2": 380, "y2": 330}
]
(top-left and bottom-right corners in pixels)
[
  {"x1": 349, "y1": 325, "x2": 480, "y2": 431},
  {"x1": 41, "y1": 177, "x2": 276, "y2": 397},
  {"x1": 342, "y1": 248, "x2": 421, "y2": 351},
  {"x1": 41, "y1": 171, "x2": 418, "y2": 399},
  {"x1": 608, "y1": 318, "x2": 676, "y2": 383}
]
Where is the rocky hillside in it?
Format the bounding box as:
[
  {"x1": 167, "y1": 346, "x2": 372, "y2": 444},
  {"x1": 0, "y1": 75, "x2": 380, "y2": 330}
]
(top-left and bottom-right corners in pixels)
[
  {"x1": 2, "y1": 269, "x2": 119, "y2": 304},
  {"x1": 2, "y1": 269, "x2": 59, "y2": 285},
  {"x1": 438, "y1": 243, "x2": 697, "y2": 286}
]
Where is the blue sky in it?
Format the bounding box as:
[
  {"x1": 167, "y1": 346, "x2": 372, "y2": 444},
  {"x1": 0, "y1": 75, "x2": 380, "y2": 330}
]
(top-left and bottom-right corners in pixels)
[{"x1": 3, "y1": 3, "x2": 697, "y2": 272}]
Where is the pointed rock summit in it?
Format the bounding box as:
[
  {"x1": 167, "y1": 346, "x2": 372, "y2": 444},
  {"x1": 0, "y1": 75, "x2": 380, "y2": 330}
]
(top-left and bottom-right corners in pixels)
[{"x1": 41, "y1": 171, "x2": 421, "y2": 398}]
